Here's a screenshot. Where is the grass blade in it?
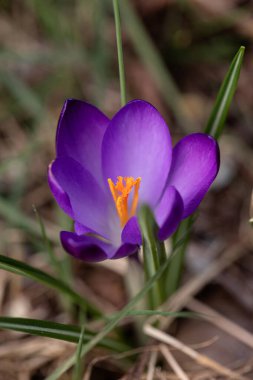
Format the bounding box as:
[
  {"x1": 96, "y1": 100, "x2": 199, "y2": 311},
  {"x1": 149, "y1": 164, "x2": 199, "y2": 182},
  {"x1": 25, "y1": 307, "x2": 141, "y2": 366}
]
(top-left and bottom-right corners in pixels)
[
  {"x1": 33, "y1": 206, "x2": 75, "y2": 312},
  {"x1": 166, "y1": 216, "x2": 195, "y2": 296},
  {"x1": 0, "y1": 197, "x2": 46, "y2": 238},
  {"x1": 33, "y1": 206, "x2": 60, "y2": 275},
  {"x1": 107, "y1": 310, "x2": 197, "y2": 319},
  {"x1": 0, "y1": 71, "x2": 44, "y2": 119},
  {"x1": 121, "y1": 0, "x2": 192, "y2": 131},
  {"x1": 72, "y1": 320, "x2": 86, "y2": 380},
  {"x1": 169, "y1": 46, "x2": 245, "y2": 296},
  {"x1": 113, "y1": 0, "x2": 127, "y2": 106},
  {"x1": 138, "y1": 205, "x2": 163, "y2": 308},
  {"x1": 205, "y1": 46, "x2": 245, "y2": 138},
  {"x1": 45, "y1": 240, "x2": 186, "y2": 380},
  {"x1": 0, "y1": 317, "x2": 128, "y2": 352},
  {"x1": 0, "y1": 254, "x2": 100, "y2": 316}
]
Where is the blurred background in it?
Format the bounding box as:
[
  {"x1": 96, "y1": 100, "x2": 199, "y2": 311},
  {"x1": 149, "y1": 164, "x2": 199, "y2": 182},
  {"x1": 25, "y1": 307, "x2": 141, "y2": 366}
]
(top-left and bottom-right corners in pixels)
[{"x1": 0, "y1": 0, "x2": 253, "y2": 379}]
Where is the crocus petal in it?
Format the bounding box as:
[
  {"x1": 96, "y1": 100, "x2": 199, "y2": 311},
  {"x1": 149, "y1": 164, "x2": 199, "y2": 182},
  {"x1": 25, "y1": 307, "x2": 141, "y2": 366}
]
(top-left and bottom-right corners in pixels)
[
  {"x1": 102, "y1": 100, "x2": 172, "y2": 206},
  {"x1": 167, "y1": 133, "x2": 219, "y2": 218},
  {"x1": 61, "y1": 231, "x2": 111, "y2": 262},
  {"x1": 155, "y1": 186, "x2": 184, "y2": 241},
  {"x1": 61, "y1": 231, "x2": 139, "y2": 262},
  {"x1": 56, "y1": 99, "x2": 109, "y2": 184},
  {"x1": 121, "y1": 216, "x2": 142, "y2": 245},
  {"x1": 110, "y1": 243, "x2": 140, "y2": 260},
  {"x1": 50, "y1": 157, "x2": 111, "y2": 238},
  {"x1": 74, "y1": 221, "x2": 93, "y2": 235},
  {"x1": 48, "y1": 161, "x2": 74, "y2": 218}
]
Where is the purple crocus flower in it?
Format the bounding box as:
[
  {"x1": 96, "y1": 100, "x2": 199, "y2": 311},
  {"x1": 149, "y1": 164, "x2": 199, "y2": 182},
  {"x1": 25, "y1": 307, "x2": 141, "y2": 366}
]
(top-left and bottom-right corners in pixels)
[{"x1": 48, "y1": 99, "x2": 219, "y2": 262}]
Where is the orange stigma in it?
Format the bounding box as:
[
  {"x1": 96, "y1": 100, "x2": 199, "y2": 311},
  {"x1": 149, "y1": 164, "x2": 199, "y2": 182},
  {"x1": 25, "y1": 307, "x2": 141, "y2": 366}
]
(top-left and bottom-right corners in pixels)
[{"x1": 108, "y1": 176, "x2": 141, "y2": 227}]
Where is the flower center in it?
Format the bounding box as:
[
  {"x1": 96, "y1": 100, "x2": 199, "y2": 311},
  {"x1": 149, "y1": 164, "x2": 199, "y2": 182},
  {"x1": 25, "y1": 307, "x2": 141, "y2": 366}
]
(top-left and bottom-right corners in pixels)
[{"x1": 108, "y1": 176, "x2": 141, "y2": 227}]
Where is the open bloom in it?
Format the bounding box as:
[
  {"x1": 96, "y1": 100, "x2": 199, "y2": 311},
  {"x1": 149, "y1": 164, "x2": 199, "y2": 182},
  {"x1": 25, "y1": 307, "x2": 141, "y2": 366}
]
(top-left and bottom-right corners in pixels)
[{"x1": 48, "y1": 99, "x2": 219, "y2": 262}]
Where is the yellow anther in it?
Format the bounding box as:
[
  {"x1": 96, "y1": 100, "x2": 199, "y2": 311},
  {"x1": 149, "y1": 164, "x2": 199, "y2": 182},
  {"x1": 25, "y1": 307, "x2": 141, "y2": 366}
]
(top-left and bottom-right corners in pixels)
[{"x1": 108, "y1": 176, "x2": 141, "y2": 227}]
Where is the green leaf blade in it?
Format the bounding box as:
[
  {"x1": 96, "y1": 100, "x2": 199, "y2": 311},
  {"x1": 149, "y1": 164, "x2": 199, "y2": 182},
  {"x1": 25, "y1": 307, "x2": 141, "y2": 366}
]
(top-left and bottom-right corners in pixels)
[
  {"x1": 72, "y1": 321, "x2": 86, "y2": 380},
  {"x1": 45, "y1": 239, "x2": 187, "y2": 380},
  {"x1": 138, "y1": 205, "x2": 164, "y2": 308},
  {"x1": 169, "y1": 46, "x2": 245, "y2": 297},
  {"x1": 0, "y1": 317, "x2": 128, "y2": 352},
  {"x1": 0, "y1": 254, "x2": 100, "y2": 316},
  {"x1": 205, "y1": 46, "x2": 245, "y2": 139}
]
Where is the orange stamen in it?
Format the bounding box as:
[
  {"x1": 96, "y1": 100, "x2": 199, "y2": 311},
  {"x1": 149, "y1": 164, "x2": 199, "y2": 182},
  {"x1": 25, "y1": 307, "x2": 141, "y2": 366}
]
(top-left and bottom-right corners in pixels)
[{"x1": 108, "y1": 176, "x2": 141, "y2": 227}]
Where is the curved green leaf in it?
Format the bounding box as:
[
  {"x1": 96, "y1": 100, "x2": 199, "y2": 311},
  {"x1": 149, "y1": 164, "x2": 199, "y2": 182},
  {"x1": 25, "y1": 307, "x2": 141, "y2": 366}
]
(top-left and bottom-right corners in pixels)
[
  {"x1": 0, "y1": 317, "x2": 128, "y2": 352},
  {"x1": 169, "y1": 46, "x2": 245, "y2": 296},
  {"x1": 205, "y1": 46, "x2": 245, "y2": 138},
  {"x1": 45, "y1": 239, "x2": 187, "y2": 380},
  {"x1": 0, "y1": 254, "x2": 100, "y2": 316}
]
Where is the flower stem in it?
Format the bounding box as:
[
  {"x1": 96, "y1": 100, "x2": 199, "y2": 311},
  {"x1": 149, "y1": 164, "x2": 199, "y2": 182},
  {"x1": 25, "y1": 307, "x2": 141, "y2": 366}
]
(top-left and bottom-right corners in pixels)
[
  {"x1": 138, "y1": 205, "x2": 163, "y2": 309},
  {"x1": 166, "y1": 218, "x2": 192, "y2": 297},
  {"x1": 112, "y1": 0, "x2": 127, "y2": 106}
]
